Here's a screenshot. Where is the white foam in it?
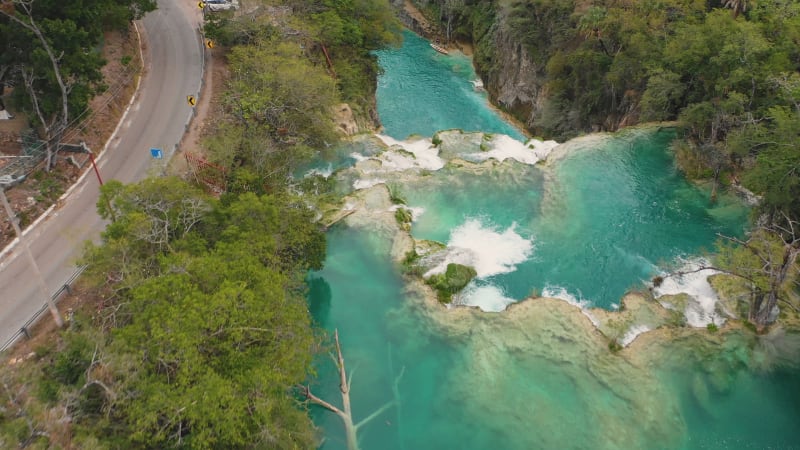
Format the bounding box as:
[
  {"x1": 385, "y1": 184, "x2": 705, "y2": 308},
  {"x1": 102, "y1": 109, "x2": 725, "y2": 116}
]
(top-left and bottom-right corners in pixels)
[
  {"x1": 620, "y1": 324, "x2": 652, "y2": 347},
  {"x1": 652, "y1": 258, "x2": 725, "y2": 327},
  {"x1": 350, "y1": 152, "x2": 369, "y2": 162},
  {"x1": 306, "y1": 163, "x2": 334, "y2": 178},
  {"x1": 540, "y1": 285, "x2": 599, "y2": 326},
  {"x1": 423, "y1": 219, "x2": 533, "y2": 278},
  {"x1": 458, "y1": 284, "x2": 516, "y2": 312},
  {"x1": 353, "y1": 178, "x2": 385, "y2": 190},
  {"x1": 467, "y1": 135, "x2": 560, "y2": 165},
  {"x1": 375, "y1": 135, "x2": 445, "y2": 171},
  {"x1": 541, "y1": 285, "x2": 591, "y2": 309}
]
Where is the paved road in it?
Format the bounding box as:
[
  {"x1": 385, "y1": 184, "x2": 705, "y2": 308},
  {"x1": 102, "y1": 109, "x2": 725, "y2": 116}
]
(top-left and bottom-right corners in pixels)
[{"x1": 0, "y1": 0, "x2": 204, "y2": 347}]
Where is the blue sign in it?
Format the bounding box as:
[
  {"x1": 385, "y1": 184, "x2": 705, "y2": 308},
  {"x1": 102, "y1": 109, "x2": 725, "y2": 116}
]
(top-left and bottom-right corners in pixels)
[{"x1": 150, "y1": 148, "x2": 163, "y2": 159}]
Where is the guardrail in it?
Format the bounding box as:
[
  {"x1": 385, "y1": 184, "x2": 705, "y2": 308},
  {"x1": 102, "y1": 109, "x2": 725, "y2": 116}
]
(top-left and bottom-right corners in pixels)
[
  {"x1": 1, "y1": 18, "x2": 208, "y2": 354},
  {"x1": 0, "y1": 265, "x2": 87, "y2": 352}
]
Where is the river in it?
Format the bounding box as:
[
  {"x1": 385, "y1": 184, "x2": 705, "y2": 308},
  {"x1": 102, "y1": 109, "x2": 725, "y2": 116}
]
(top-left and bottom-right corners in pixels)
[{"x1": 306, "y1": 30, "x2": 800, "y2": 449}]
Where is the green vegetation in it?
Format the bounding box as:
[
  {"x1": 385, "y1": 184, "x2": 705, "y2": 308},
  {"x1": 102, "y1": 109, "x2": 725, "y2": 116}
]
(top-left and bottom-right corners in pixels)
[
  {"x1": 204, "y1": 0, "x2": 401, "y2": 122},
  {"x1": 419, "y1": 0, "x2": 800, "y2": 328},
  {"x1": 395, "y1": 206, "x2": 413, "y2": 230},
  {"x1": 0, "y1": 0, "x2": 156, "y2": 170},
  {"x1": 201, "y1": 0, "x2": 401, "y2": 194},
  {"x1": 713, "y1": 225, "x2": 799, "y2": 331},
  {"x1": 387, "y1": 183, "x2": 407, "y2": 204},
  {"x1": 426, "y1": 263, "x2": 478, "y2": 303},
  {"x1": 0, "y1": 177, "x2": 326, "y2": 448},
  {"x1": 0, "y1": 1, "x2": 403, "y2": 446},
  {"x1": 424, "y1": 0, "x2": 800, "y2": 222}
]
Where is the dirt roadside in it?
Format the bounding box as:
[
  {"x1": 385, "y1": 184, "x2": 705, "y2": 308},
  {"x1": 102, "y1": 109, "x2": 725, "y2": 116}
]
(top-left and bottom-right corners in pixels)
[
  {"x1": 1, "y1": 21, "x2": 227, "y2": 356},
  {"x1": 0, "y1": 26, "x2": 145, "y2": 249},
  {"x1": 169, "y1": 43, "x2": 229, "y2": 176}
]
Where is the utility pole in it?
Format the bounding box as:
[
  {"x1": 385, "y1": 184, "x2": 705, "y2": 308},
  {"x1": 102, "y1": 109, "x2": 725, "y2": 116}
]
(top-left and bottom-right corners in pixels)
[{"x1": 0, "y1": 189, "x2": 64, "y2": 327}]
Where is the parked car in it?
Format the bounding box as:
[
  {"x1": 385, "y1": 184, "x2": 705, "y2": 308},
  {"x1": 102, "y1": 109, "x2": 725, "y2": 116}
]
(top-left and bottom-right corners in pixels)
[{"x1": 204, "y1": 0, "x2": 239, "y2": 12}]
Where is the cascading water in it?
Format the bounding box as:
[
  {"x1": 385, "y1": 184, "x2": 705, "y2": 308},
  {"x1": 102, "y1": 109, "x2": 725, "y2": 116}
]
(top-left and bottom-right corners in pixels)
[{"x1": 307, "y1": 30, "x2": 800, "y2": 449}]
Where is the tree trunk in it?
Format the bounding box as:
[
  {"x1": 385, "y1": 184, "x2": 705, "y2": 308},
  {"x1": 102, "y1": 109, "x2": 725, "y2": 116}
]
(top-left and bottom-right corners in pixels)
[
  {"x1": 749, "y1": 285, "x2": 762, "y2": 319},
  {"x1": 1, "y1": 2, "x2": 71, "y2": 171},
  {"x1": 749, "y1": 244, "x2": 799, "y2": 331},
  {"x1": 755, "y1": 288, "x2": 778, "y2": 333},
  {"x1": 299, "y1": 329, "x2": 403, "y2": 450}
]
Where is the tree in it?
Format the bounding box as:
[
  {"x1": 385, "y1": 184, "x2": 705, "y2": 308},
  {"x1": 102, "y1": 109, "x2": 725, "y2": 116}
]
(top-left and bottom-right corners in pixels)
[
  {"x1": 206, "y1": 38, "x2": 340, "y2": 191},
  {"x1": 676, "y1": 215, "x2": 800, "y2": 331},
  {"x1": 0, "y1": 0, "x2": 155, "y2": 170},
  {"x1": 298, "y1": 330, "x2": 404, "y2": 450},
  {"x1": 640, "y1": 70, "x2": 686, "y2": 122},
  {"x1": 577, "y1": 6, "x2": 610, "y2": 57},
  {"x1": 715, "y1": 216, "x2": 799, "y2": 330},
  {"x1": 723, "y1": 0, "x2": 749, "y2": 19},
  {"x1": 117, "y1": 249, "x2": 317, "y2": 449},
  {"x1": 77, "y1": 177, "x2": 327, "y2": 447}
]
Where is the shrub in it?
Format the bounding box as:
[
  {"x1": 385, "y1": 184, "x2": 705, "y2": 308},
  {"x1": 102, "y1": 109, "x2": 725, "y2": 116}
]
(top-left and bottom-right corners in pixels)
[
  {"x1": 50, "y1": 334, "x2": 93, "y2": 386},
  {"x1": 426, "y1": 263, "x2": 477, "y2": 304},
  {"x1": 387, "y1": 184, "x2": 406, "y2": 205},
  {"x1": 400, "y1": 250, "x2": 424, "y2": 276},
  {"x1": 395, "y1": 207, "x2": 413, "y2": 228},
  {"x1": 36, "y1": 378, "x2": 60, "y2": 404}
]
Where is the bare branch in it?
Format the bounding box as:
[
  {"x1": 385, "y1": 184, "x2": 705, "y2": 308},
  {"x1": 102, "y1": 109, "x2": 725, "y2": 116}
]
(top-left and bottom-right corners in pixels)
[
  {"x1": 296, "y1": 384, "x2": 346, "y2": 419},
  {"x1": 354, "y1": 400, "x2": 395, "y2": 431},
  {"x1": 673, "y1": 264, "x2": 757, "y2": 285}
]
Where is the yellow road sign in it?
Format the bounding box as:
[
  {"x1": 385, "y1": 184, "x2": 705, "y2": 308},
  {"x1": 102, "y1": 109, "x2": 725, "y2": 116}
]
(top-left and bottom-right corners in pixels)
[
  {"x1": 205, "y1": 39, "x2": 214, "y2": 49},
  {"x1": 198, "y1": 2, "x2": 205, "y2": 9},
  {"x1": 187, "y1": 95, "x2": 197, "y2": 107}
]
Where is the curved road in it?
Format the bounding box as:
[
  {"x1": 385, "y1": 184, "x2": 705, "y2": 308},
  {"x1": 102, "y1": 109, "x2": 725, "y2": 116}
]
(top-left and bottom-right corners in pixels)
[{"x1": 0, "y1": 0, "x2": 204, "y2": 347}]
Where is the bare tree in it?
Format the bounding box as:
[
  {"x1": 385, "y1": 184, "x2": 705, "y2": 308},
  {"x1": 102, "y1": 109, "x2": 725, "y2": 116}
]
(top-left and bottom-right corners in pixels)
[
  {"x1": 723, "y1": 0, "x2": 749, "y2": 19},
  {"x1": 298, "y1": 329, "x2": 404, "y2": 450},
  {"x1": 0, "y1": 0, "x2": 71, "y2": 171},
  {"x1": 673, "y1": 213, "x2": 800, "y2": 331},
  {"x1": 1, "y1": 379, "x2": 50, "y2": 447}
]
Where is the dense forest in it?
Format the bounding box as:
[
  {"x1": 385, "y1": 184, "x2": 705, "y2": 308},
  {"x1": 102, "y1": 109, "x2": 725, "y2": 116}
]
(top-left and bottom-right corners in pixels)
[
  {"x1": 1, "y1": 0, "x2": 798, "y2": 447},
  {"x1": 417, "y1": 0, "x2": 799, "y2": 221},
  {"x1": 1, "y1": 0, "x2": 399, "y2": 448},
  {"x1": 412, "y1": 0, "x2": 799, "y2": 328}
]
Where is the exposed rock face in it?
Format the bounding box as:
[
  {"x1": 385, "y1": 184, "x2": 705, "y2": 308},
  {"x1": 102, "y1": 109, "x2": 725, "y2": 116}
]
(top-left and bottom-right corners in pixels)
[
  {"x1": 401, "y1": 1, "x2": 547, "y2": 132},
  {"x1": 333, "y1": 103, "x2": 359, "y2": 136},
  {"x1": 481, "y1": 6, "x2": 545, "y2": 131},
  {"x1": 394, "y1": 0, "x2": 442, "y2": 41}
]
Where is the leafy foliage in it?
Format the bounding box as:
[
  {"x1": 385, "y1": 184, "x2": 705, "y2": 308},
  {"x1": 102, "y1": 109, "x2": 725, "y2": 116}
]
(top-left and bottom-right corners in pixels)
[
  {"x1": 0, "y1": 0, "x2": 156, "y2": 160},
  {"x1": 67, "y1": 177, "x2": 327, "y2": 448},
  {"x1": 427, "y1": 0, "x2": 800, "y2": 221},
  {"x1": 426, "y1": 263, "x2": 478, "y2": 303}
]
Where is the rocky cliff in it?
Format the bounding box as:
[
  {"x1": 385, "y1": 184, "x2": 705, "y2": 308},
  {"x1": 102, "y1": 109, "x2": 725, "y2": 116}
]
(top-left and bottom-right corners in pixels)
[
  {"x1": 477, "y1": 4, "x2": 545, "y2": 132},
  {"x1": 400, "y1": 1, "x2": 549, "y2": 135}
]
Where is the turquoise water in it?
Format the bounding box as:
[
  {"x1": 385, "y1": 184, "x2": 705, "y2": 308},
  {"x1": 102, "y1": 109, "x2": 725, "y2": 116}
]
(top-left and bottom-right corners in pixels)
[
  {"x1": 403, "y1": 129, "x2": 748, "y2": 308},
  {"x1": 308, "y1": 30, "x2": 800, "y2": 449},
  {"x1": 376, "y1": 30, "x2": 526, "y2": 141}
]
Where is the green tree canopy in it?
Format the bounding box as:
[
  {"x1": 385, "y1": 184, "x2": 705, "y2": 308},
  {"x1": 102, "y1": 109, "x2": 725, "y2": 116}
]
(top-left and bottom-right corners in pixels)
[{"x1": 75, "y1": 176, "x2": 326, "y2": 448}]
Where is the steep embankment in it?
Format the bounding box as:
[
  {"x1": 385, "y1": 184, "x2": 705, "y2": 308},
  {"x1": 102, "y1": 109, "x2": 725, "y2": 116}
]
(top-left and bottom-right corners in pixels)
[
  {"x1": 474, "y1": 2, "x2": 545, "y2": 131},
  {"x1": 399, "y1": 0, "x2": 562, "y2": 136}
]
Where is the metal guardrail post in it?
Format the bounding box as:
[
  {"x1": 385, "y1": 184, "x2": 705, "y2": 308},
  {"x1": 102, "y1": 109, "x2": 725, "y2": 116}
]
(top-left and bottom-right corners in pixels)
[{"x1": 0, "y1": 265, "x2": 87, "y2": 353}]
